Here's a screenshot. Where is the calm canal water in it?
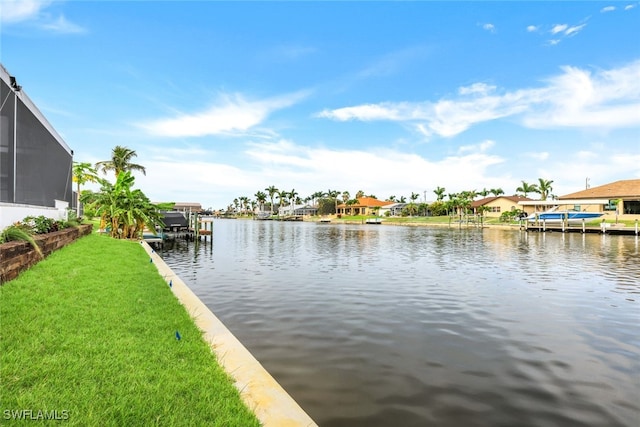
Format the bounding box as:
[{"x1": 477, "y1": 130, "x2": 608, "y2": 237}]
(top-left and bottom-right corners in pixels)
[{"x1": 159, "y1": 220, "x2": 639, "y2": 427}]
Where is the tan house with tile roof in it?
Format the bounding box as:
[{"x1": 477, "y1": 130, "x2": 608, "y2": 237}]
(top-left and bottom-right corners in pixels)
[
  {"x1": 336, "y1": 197, "x2": 391, "y2": 216},
  {"x1": 471, "y1": 196, "x2": 534, "y2": 218},
  {"x1": 171, "y1": 202, "x2": 203, "y2": 213},
  {"x1": 559, "y1": 179, "x2": 640, "y2": 219}
]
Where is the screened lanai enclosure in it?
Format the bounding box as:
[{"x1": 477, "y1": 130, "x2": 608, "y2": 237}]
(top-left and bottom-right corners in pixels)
[{"x1": 0, "y1": 64, "x2": 73, "y2": 219}]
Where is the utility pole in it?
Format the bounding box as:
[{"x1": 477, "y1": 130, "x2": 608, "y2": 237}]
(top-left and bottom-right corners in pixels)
[{"x1": 585, "y1": 177, "x2": 590, "y2": 189}]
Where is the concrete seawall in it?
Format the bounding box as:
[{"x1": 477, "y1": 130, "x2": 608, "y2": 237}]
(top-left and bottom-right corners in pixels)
[{"x1": 141, "y1": 241, "x2": 317, "y2": 427}]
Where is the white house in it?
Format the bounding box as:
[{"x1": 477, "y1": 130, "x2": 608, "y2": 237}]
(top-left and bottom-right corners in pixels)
[{"x1": 277, "y1": 204, "x2": 318, "y2": 217}]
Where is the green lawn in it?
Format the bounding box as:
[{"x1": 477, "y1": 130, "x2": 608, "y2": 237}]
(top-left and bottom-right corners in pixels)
[{"x1": 0, "y1": 233, "x2": 260, "y2": 427}]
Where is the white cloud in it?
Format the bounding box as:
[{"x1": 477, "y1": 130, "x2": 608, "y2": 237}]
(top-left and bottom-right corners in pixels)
[
  {"x1": 576, "y1": 150, "x2": 598, "y2": 160},
  {"x1": 541, "y1": 21, "x2": 588, "y2": 44},
  {"x1": 240, "y1": 139, "x2": 506, "y2": 202},
  {"x1": 458, "y1": 83, "x2": 496, "y2": 96},
  {"x1": 139, "y1": 91, "x2": 309, "y2": 137},
  {"x1": 317, "y1": 103, "x2": 410, "y2": 122},
  {"x1": 525, "y1": 152, "x2": 549, "y2": 161},
  {"x1": 40, "y1": 14, "x2": 85, "y2": 34},
  {"x1": 565, "y1": 24, "x2": 586, "y2": 36},
  {"x1": 523, "y1": 61, "x2": 640, "y2": 129},
  {"x1": 0, "y1": 0, "x2": 86, "y2": 33},
  {"x1": 482, "y1": 23, "x2": 496, "y2": 33},
  {"x1": 427, "y1": 94, "x2": 529, "y2": 137},
  {"x1": 137, "y1": 160, "x2": 253, "y2": 207},
  {"x1": 526, "y1": 25, "x2": 539, "y2": 32},
  {"x1": 319, "y1": 60, "x2": 640, "y2": 137},
  {"x1": 537, "y1": 151, "x2": 640, "y2": 195},
  {"x1": 458, "y1": 139, "x2": 495, "y2": 154},
  {"x1": 601, "y1": 6, "x2": 616, "y2": 12},
  {"x1": 0, "y1": 0, "x2": 51, "y2": 23},
  {"x1": 131, "y1": 134, "x2": 639, "y2": 208},
  {"x1": 549, "y1": 23, "x2": 586, "y2": 37},
  {"x1": 625, "y1": 4, "x2": 636, "y2": 10},
  {"x1": 550, "y1": 24, "x2": 568, "y2": 34}
]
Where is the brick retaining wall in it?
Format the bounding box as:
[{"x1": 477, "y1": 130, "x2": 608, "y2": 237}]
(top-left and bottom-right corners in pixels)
[{"x1": 0, "y1": 224, "x2": 93, "y2": 284}]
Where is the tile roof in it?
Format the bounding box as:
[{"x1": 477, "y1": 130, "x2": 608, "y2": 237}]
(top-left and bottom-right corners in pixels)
[
  {"x1": 471, "y1": 196, "x2": 533, "y2": 207},
  {"x1": 559, "y1": 179, "x2": 640, "y2": 199},
  {"x1": 336, "y1": 196, "x2": 393, "y2": 208}
]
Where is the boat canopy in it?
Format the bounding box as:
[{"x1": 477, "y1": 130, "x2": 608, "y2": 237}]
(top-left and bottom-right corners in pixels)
[{"x1": 518, "y1": 199, "x2": 609, "y2": 206}]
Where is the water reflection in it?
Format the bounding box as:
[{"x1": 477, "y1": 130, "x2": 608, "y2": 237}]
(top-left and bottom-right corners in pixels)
[{"x1": 160, "y1": 221, "x2": 640, "y2": 427}]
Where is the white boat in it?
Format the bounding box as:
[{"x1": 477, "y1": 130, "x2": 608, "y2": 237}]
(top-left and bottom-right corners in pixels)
[{"x1": 526, "y1": 206, "x2": 603, "y2": 223}]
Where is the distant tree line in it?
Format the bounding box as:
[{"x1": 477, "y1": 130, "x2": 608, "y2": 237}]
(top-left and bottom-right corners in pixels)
[{"x1": 223, "y1": 178, "x2": 554, "y2": 218}]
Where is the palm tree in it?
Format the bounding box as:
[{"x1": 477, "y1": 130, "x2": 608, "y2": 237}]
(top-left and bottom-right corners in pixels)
[
  {"x1": 265, "y1": 186, "x2": 278, "y2": 214},
  {"x1": 345, "y1": 198, "x2": 359, "y2": 215},
  {"x1": 326, "y1": 189, "x2": 340, "y2": 215},
  {"x1": 355, "y1": 190, "x2": 365, "y2": 198},
  {"x1": 516, "y1": 181, "x2": 539, "y2": 198},
  {"x1": 447, "y1": 193, "x2": 459, "y2": 217},
  {"x1": 95, "y1": 145, "x2": 146, "y2": 177},
  {"x1": 254, "y1": 191, "x2": 267, "y2": 212},
  {"x1": 388, "y1": 195, "x2": 397, "y2": 202},
  {"x1": 409, "y1": 192, "x2": 420, "y2": 217},
  {"x1": 83, "y1": 171, "x2": 167, "y2": 239},
  {"x1": 239, "y1": 196, "x2": 250, "y2": 215},
  {"x1": 461, "y1": 189, "x2": 478, "y2": 200},
  {"x1": 404, "y1": 203, "x2": 418, "y2": 217},
  {"x1": 490, "y1": 188, "x2": 504, "y2": 197},
  {"x1": 479, "y1": 188, "x2": 490, "y2": 198},
  {"x1": 457, "y1": 193, "x2": 473, "y2": 223},
  {"x1": 72, "y1": 162, "x2": 98, "y2": 216},
  {"x1": 433, "y1": 186, "x2": 446, "y2": 201},
  {"x1": 311, "y1": 191, "x2": 325, "y2": 207},
  {"x1": 277, "y1": 190, "x2": 288, "y2": 216},
  {"x1": 289, "y1": 189, "x2": 298, "y2": 215},
  {"x1": 476, "y1": 205, "x2": 490, "y2": 227},
  {"x1": 342, "y1": 191, "x2": 350, "y2": 204},
  {"x1": 536, "y1": 178, "x2": 554, "y2": 201}
]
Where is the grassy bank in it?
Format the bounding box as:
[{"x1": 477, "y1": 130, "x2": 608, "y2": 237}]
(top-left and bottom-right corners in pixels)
[{"x1": 0, "y1": 233, "x2": 260, "y2": 426}]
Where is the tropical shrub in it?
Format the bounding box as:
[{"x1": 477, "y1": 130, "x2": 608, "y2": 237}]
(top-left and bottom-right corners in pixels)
[
  {"x1": 0, "y1": 225, "x2": 43, "y2": 258},
  {"x1": 499, "y1": 209, "x2": 526, "y2": 222},
  {"x1": 81, "y1": 171, "x2": 171, "y2": 239},
  {"x1": 22, "y1": 215, "x2": 72, "y2": 234}
]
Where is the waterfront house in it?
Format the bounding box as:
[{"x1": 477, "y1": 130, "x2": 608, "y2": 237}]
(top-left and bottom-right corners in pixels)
[
  {"x1": 559, "y1": 179, "x2": 640, "y2": 220},
  {"x1": 379, "y1": 202, "x2": 407, "y2": 217},
  {"x1": 171, "y1": 202, "x2": 203, "y2": 214},
  {"x1": 278, "y1": 204, "x2": 318, "y2": 217},
  {"x1": 471, "y1": 196, "x2": 534, "y2": 218},
  {"x1": 336, "y1": 197, "x2": 391, "y2": 216},
  {"x1": 0, "y1": 64, "x2": 74, "y2": 229}
]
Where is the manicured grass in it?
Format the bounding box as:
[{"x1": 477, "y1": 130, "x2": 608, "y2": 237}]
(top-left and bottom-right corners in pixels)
[
  {"x1": 382, "y1": 215, "x2": 453, "y2": 224},
  {"x1": 0, "y1": 233, "x2": 260, "y2": 427}
]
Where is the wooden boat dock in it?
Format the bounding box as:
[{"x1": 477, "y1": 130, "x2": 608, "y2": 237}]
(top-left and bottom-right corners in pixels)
[{"x1": 523, "y1": 220, "x2": 639, "y2": 236}]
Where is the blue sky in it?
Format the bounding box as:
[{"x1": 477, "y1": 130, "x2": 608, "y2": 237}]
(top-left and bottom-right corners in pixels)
[{"x1": 2, "y1": 0, "x2": 639, "y2": 209}]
